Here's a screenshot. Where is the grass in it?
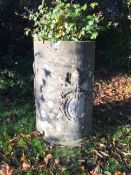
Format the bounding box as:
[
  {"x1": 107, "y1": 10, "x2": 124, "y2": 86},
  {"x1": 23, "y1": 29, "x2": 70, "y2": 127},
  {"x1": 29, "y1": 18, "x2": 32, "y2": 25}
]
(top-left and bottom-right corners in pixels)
[
  {"x1": 0, "y1": 74, "x2": 130, "y2": 174},
  {"x1": 0, "y1": 96, "x2": 130, "y2": 174}
]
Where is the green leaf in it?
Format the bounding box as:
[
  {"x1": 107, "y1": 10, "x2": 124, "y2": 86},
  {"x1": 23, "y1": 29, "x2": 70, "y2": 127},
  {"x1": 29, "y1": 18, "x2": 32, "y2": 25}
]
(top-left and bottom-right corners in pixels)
[
  {"x1": 90, "y1": 2, "x2": 98, "y2": 9},
  {"x1": 88, "y1": 20, "x2": 94, "y2": 26},
  {"x1": 38, "y1": 5, "x2": 43, "y2": 10},
  {"x1": 65, "y1": 3, "x2": 70, "y2": 8},
  {"x1": 81, "y1": 4, "x2": 87, "y2": 11},
  {"x1": 91, "y1": 32, "x2": 98, "y2": 39}
]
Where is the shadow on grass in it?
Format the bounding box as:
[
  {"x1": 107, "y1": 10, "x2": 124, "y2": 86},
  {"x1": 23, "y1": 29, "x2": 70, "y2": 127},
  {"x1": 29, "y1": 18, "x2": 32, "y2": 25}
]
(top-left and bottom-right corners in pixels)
[
  {"x1": 80, "y1": 98, "x2": 131, "y2": 172},
  {"x1": 93, "y1": 97, "x2": 131, "y2": 133}
]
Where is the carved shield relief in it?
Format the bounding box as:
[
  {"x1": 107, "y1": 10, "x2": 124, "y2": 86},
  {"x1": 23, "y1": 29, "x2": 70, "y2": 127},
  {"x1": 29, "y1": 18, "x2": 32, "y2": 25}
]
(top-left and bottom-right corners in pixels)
[{"x1": 60, "y1": 69, "x2": 88, "y2": 121}]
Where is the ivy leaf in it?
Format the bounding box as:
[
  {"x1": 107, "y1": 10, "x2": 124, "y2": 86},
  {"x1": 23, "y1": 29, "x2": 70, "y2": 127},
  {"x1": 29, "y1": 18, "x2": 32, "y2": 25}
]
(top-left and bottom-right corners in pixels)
[
  {"x1": 88, "y1": 20, "x2": 94, "y2": 26},
  {"x1": 90, "y1": 2, "x2": 98, "y2": 9},
  {"x1": 81, "y1": 4, "x2": 87, "y2": 11},
  {"x1": 91, "y1": 32, "x2": 98, "y2": 39}
]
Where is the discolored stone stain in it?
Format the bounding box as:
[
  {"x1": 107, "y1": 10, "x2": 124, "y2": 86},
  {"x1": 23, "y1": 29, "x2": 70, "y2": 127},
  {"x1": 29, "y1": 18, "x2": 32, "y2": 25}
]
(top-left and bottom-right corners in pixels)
[
  {"x1": 40, "y1": 85, "x2": 43, "y2": 93},
  {"x1": 89, "y1": 71, "x2": 92, "y2": 77},
  {"x1": 42, "y1": 79, "x2": 46, "y2": 86},
  {"x1": 43, "y1": 68, "x2": 51, "y2": 77},
  {"x1": 40, "y1": 95, "x2": 45, "y2": 102}
]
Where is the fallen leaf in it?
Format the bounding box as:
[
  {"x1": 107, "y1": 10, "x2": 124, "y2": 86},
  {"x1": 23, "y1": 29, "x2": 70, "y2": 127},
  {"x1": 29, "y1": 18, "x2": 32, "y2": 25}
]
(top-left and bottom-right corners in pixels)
[
  {"x1": 31, "y1": 131, "x2": 41, "y2": 137},
  {"x1": 80, "y1": 166, "x2": 85, "y2": 171},
  {"x1": 0, "y1": 164, "x2": 14, "y2": 175},
  {"x1": 54, "y1": 159, "x2": 60, "y2": 165},
  {"x1": 99, "y1": 151, "x2": 109, "y2": 157},
  {"x1": 127, "y1": 135, "x2": 131, "y2": 141},
  {"x1": 99, "y1": 143, "x2": 106, "y2": 148},
  {"x1": 22, "y1": 161, "x2": 31, "y2": 171},
  {"x1": 90, "y1": 165, "x2": 102, "y2": 175},
  {"x1": 104, "y1": 171, "x2": 112, "y2": 175},
  {"x1": 46, "y1": 154, "x2": 52, "y2": 160},
  {"x1": 20, "y1": 154, "x2": 27, "y2": 162},
  {"x1": 44, "y1": 154, "x2": 52, "y2": 165},
  {"x1": 93, "y1": 150, "x2": 103, "y2": 158},
  {"x1": 114, "y1": 171, "x2": 123, "y2": 175},
  {"x1": 122, "y1": 152, "x2": 131, "y2": 157}
]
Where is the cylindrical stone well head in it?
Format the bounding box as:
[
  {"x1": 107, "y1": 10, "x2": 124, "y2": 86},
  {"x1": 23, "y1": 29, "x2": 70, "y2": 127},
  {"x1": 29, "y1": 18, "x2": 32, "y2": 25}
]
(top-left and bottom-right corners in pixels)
[{"x1": 34, "y1": 40, "x2": 95, "y2": 145}]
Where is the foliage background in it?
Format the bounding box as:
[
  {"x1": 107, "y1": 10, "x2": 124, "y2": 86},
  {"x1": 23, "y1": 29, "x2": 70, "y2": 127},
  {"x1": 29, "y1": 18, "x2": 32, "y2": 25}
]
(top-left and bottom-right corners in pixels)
[
  {"x1": 0, "y1": 0, "x2": 130, "y2": 97},
  {"x1": 0, "y1": 0, "x2": 130, "y2": 98}
]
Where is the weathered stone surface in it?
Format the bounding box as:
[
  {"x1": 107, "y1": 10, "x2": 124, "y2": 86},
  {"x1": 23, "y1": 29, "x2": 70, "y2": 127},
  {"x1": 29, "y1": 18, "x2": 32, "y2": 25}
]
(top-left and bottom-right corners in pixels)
[{"x1": 34, "y1": 40, "x2": 95, "y2": 145}]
